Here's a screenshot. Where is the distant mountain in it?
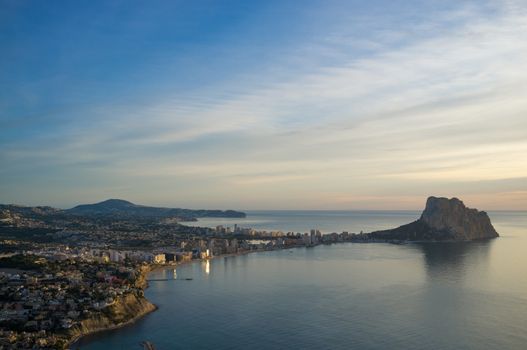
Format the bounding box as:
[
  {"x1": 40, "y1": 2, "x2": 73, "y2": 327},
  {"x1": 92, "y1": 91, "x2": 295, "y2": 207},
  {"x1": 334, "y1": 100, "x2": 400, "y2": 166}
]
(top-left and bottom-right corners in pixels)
[
  {"x1": 366, "y1": 196, "x2": 499, "y2": 241},
  {"x1": 65, "y1": 199, "x2": 246, "y2": 218},
  {"x1": 66, "y1": 199, "x2": 141, "y2": 215}
]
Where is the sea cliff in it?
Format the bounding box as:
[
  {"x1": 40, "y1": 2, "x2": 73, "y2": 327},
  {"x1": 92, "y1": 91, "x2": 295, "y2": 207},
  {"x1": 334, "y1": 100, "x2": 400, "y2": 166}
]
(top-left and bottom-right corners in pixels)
[
  {"x1": 67, "y1": 266, "x2": 157, "y2": 349},
  {"x1": 365, "y1": 196, "x2": 499, "y2": 241}
]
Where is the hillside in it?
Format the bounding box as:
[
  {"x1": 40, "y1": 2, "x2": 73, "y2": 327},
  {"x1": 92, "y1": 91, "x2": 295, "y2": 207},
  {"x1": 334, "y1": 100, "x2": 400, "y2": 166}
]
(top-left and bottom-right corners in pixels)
[
  {"x1": 0, "y1": 199, "x2": 246, "y2": 222},
  {"x1": 65, "y1": 199, "x2": 246, "y2": 218}
]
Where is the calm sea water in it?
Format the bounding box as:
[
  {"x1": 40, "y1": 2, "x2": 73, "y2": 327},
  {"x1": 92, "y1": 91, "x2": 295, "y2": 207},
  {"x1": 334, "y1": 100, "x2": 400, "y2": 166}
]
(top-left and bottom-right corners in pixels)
[
  {"x1": 182, "y1": 210, "x2": 422, "y2": 233},
  {"x1": 76, "y1": 211, "x2": 527, "y2": 350}
]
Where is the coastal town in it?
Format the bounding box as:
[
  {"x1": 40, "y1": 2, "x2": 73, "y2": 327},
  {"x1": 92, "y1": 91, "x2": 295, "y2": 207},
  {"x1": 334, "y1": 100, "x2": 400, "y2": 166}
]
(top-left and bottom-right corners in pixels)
[
  {"x1": 0, "y1": 202, "x2": 360, "y2": 349},
  {"x1": 3, "y1": 0, "x2": 521, "y2": 348},
  {"x1": 0, "y1": 255, "x2": 151, "y2": 349},
  {"x1": 1, "y1": 196, "x2": 495, "y2": 349}
]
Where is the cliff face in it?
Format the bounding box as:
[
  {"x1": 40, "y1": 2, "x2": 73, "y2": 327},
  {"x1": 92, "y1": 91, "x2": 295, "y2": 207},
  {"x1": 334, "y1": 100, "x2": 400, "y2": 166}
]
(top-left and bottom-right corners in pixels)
[
  {"x1": 368, "y1": 196, "x2": 499, "y2": 241},
  {"x1": 65, "y1": 265, "x2": 157, "y2": 349},
  {"x1": 419, "y1": 197, "x2": 498, "y2": 240},
  {"x1": 67, "y1": 293, "x2": 156, "y2": 348}
]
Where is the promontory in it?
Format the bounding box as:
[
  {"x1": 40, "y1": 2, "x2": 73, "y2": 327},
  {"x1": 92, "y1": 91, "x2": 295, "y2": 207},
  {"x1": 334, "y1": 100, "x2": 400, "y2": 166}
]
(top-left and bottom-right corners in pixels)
[{"x1": 365, "y1": 196, "x2": 499, "y2": 241}]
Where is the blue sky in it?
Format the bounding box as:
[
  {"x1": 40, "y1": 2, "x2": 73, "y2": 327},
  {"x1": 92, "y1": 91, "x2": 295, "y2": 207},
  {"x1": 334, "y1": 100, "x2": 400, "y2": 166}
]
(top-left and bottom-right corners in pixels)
[{"x1": 1, "y1": 0, "x2": 526, "y2": 210}]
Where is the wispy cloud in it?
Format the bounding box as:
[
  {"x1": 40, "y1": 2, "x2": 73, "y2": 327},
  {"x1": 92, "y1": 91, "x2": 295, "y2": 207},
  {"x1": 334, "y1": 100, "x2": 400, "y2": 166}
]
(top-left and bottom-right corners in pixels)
[{"x1": 1, "y1": 0, "x2": 527, "y2": 209}]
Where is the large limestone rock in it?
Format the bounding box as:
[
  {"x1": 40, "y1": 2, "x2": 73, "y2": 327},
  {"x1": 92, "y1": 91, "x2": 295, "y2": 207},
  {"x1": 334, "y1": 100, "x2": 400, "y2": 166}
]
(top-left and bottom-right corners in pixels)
[
  {"x1": 420, "y1": 197, "x2": 498, "y2": 240},
  {"x1": 368, "y1": 196, "x2": 499, "y2": 241}
]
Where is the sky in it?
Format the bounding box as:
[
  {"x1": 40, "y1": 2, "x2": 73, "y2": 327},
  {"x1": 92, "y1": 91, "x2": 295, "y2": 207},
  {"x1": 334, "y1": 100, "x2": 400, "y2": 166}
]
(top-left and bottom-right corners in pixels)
[{"x1": 1, "y1": 0, "x2": 526, "y2": 210}]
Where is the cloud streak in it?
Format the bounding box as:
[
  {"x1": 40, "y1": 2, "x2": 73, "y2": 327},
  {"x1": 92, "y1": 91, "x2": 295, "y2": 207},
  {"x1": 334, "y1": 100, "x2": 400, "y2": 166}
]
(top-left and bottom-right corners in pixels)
[{"x1": 1, "y1": 0, "x2": 527, "y2": 209}]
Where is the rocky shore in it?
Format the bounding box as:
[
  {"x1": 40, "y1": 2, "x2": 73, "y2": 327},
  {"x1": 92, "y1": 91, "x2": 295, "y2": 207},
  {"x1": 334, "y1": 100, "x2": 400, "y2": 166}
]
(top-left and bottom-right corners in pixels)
[{"x1": 67, "y1": 266, "x2": 157, "y2": 349}]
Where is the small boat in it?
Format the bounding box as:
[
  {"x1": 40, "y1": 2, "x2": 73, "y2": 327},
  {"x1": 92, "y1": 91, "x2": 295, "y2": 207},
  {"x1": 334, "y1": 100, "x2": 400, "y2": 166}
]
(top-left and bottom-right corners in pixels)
[{"x1": 185, "y1": 278, "x2": 193, "y2": 280}]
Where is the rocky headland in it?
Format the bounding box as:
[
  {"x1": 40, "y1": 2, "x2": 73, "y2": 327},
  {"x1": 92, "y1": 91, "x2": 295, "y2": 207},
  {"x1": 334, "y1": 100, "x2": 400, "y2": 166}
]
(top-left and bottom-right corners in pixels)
[
  {"x1": 67, "y1": 293, "x2": 156, "y2": 348},
  {"x1": 67, "y1": 265, "x2": 157, "y2": 349},
  {"x1": 65, "y1": 199, "x2": 246, "y2": 219},
  {"x1": 365, "y1": 196, "x2": 499, "y2": 241}
]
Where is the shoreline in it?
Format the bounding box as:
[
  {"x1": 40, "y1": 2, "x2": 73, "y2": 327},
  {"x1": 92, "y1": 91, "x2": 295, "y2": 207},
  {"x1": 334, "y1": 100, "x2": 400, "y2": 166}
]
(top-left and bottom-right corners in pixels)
[
  {"x1": 69, "y1": 238, "x2": 495, "y2": 348},
  {"x1": 68, "y1": 302, "x2": 158, "y2": 349},
  {"x1": 69, "y1": 248, "x2": 292, "y2": 348},
  {"x1": 68, "y1": 265, "x2": 158, "y2": 349}
]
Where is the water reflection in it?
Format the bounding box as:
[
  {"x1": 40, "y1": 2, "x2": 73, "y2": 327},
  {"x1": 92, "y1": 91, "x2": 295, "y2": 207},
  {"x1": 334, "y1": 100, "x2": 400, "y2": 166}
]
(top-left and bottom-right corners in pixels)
[
  {"x1": 76, "y1": 231, "x2": 527, "y2": 350},
  {"x1": 412, "y1": 241, "x2": 493, "y2": 284},
  {"x1": 202, "y1": 260, "x2": 210, "y2": 275}
]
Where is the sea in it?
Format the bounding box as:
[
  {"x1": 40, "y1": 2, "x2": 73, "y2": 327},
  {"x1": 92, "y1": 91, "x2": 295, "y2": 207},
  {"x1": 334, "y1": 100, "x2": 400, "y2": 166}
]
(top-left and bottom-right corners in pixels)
[{"x1": 75, "y1": 210, "x2": 527, "y2": 350}]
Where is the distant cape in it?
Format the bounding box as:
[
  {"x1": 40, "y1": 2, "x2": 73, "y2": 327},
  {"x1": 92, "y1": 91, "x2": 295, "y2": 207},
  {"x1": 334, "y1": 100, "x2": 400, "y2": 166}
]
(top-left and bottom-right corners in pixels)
[
  {"x1": 1, "y1": 199, "x2": 246, "y2": 220},
  {"x1": 366, "y1": 196, "x2": 499, "y2": 241},
  {"x1": 65, "y1": 199, "x2": 246, "y2": 218}
]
